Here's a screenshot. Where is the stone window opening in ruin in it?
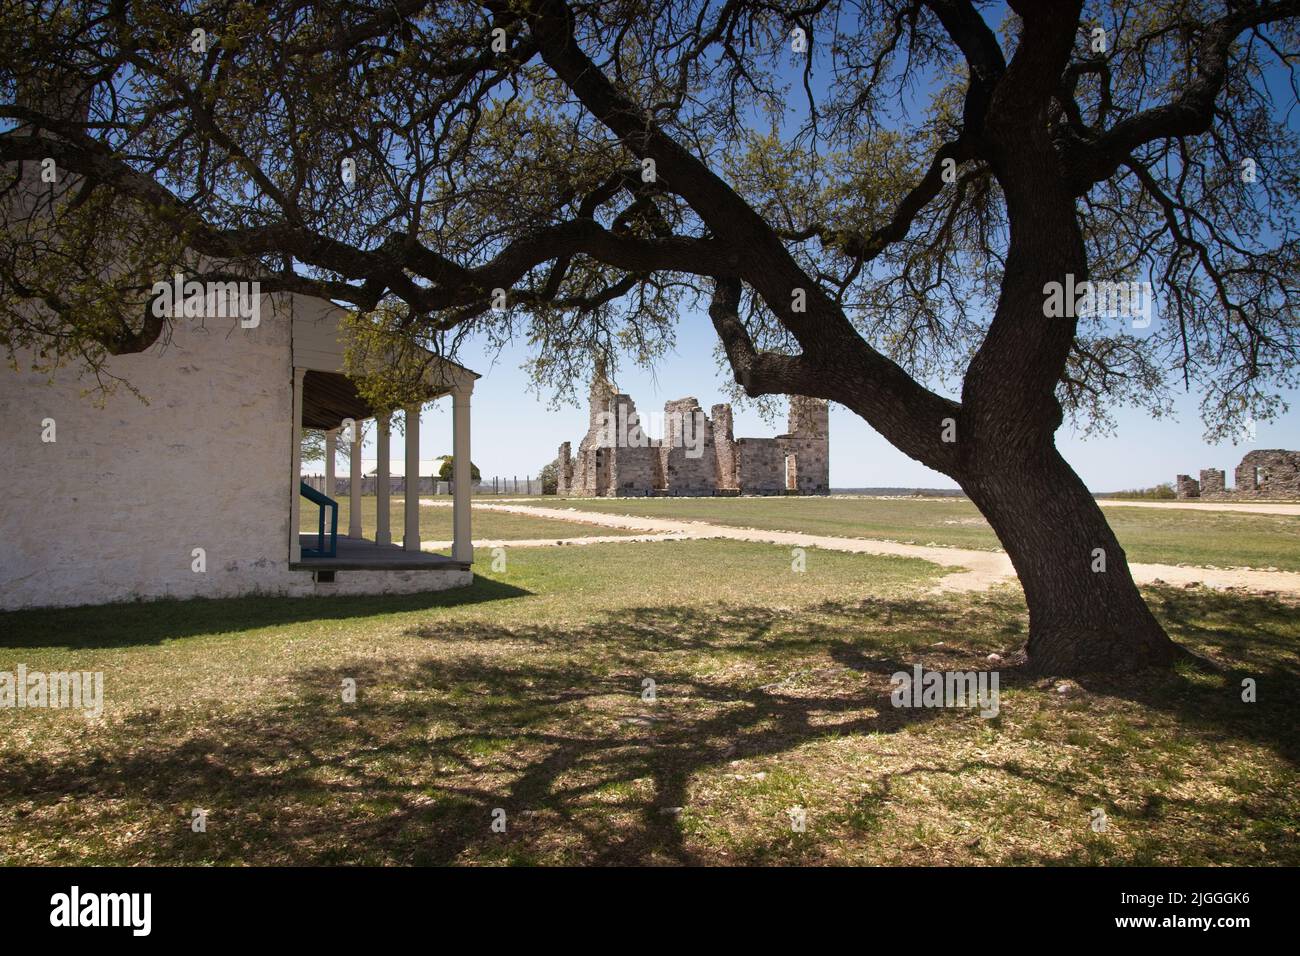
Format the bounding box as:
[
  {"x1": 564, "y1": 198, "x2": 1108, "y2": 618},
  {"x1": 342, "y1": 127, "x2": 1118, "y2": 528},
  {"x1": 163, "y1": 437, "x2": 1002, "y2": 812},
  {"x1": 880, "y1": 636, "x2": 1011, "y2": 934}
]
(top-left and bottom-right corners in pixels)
[{"x1": 785, "y1": 454, "x2": 798, "y2": 492}]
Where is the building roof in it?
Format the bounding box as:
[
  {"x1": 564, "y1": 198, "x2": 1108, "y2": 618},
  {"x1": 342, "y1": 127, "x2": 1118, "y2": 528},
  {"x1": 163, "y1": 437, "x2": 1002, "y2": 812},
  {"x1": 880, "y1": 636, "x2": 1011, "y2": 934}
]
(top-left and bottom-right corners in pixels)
[
  {"x1": 293, "y1": 299, "x2": 479, "y2": 430},
  {"x1": 363, "y1": 457, "x2": 449, "y2": 478}
]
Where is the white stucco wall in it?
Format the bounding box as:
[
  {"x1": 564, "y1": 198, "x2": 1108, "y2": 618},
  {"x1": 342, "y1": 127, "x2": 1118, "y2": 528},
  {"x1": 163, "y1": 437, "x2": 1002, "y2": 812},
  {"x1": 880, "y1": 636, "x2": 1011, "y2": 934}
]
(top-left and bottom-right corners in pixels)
[{"x1": 0, "y1": 298, "x2": 468, "y2": 609}]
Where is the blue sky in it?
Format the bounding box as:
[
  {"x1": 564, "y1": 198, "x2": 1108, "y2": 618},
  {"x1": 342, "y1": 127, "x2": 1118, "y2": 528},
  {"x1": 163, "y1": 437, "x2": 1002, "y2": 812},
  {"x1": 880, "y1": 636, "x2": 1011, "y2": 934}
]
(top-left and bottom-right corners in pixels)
[
  {"x1": 340, "y1": 4, "x2": 1299, "y2": 492},
  {"x1": 353, "y1": 311, "x2": 1300, "y2": 492}
]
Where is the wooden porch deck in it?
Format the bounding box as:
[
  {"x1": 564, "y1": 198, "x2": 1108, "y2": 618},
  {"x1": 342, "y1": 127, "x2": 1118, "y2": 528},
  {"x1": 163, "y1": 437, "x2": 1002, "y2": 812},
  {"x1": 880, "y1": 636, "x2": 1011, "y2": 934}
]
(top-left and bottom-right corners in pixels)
[{"x1": 291, "y1": 534, "x2": 470, "y2": 571}]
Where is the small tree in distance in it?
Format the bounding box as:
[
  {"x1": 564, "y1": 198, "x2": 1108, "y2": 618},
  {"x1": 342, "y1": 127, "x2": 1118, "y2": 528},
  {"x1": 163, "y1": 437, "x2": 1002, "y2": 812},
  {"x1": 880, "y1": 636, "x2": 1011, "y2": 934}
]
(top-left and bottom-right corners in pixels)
[
  {"x1": 540, "y1": 460, "x2": 559, "y2": 495},
  {"x1": 438, "y1": 456, "x2": 482, "y2": 483}
]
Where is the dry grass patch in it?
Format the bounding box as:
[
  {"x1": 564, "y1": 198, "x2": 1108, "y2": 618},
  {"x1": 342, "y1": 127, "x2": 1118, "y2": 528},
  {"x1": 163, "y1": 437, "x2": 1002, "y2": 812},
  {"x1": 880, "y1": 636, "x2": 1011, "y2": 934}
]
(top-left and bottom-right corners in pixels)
[{"x1": 0, "y1": 541, "x2": 1295, "y2": 865}]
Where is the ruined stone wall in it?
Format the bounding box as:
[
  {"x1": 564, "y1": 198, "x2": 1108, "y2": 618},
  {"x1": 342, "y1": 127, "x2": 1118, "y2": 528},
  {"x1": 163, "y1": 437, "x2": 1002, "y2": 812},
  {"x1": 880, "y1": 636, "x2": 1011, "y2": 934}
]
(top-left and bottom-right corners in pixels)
[
  {"x1": 788, "y1": 395, "x2": 829, "y2": 440},
  {"x1": 564, "y1": 379, "x2": 617, "y2": 496},
  {"x1": 1175, "y1": 475, "x2": 1200, "y2": 499},
  {"x1": 785, "y1": 403, "x2": 826, "y2": 496},
  {"x1": 779, "y1": 397, "x2": 830, "y2": 494},
  {"x1": 659, "y1": 398, "x2": 718, "y2": 495},
  {"x1": 1175, "y1": 450, "x2": 1300, "y2": 500},
  {"x1": 1229, "y1": 450, "x2": 1300, "y2": 499},
  {"x1": 735, "y1": 438, "x2": 786, "y2": 494},
  {"x1": 712, "y1": 403, "x2": 737, "y2": 490},
  {"x1": 558, "y1": 390, "x2": 830, "y2": 496},
  {"x1": 556, "y1": 442, "x2": 573, "y2": 496},
  {"x1": 610, "y1": 445, "x2": 659, "y2": 495},
  {"x1": 1234, "y1": 459, "x2": 1257, "y2": 493},
  {"x1": 731, "y1": 398, "x2": 831, "y2": 494},
  {"x1": 569, "y1": 444, "x2": 597, "y2": 496},
  {"x1": 605, "y1": 394, "x2": 659, "y2": 495},
  {"x1": 1199, "y1": 468, "x2": 1225, "y2": 495}
]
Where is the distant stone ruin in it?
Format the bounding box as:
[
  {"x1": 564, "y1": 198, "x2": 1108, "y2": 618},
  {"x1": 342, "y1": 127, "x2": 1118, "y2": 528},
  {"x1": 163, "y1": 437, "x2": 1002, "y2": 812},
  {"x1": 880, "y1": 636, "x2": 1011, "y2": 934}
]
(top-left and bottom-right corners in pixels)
[
  {"x1": 556, "y1": 377, "x2": 829, "y2": 496},
  {"x1": 1175, "y1": 449, "x2": 1300, "y2": 500}
]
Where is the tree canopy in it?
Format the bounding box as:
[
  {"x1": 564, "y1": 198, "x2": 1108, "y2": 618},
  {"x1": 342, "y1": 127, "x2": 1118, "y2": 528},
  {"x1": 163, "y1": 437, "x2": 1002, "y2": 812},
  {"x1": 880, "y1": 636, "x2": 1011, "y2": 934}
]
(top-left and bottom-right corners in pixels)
[
  {"x1": 438, "y1": 455, "x2": 481, "y2": 481},
  {"x1": 3, "y1": 0, "x2": 1296, "y2": 437}
]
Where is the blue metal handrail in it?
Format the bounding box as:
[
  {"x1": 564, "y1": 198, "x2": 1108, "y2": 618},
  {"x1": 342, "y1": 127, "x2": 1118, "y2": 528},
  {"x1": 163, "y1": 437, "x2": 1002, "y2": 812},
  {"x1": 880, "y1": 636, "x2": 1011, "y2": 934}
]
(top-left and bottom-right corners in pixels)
[{"x1": 300, "y1": 481, "x2": 339, "y2": 557}]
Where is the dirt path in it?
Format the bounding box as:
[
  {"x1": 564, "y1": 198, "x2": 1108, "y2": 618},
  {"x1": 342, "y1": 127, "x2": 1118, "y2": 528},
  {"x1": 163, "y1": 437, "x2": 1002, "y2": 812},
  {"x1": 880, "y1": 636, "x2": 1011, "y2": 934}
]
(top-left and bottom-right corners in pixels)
[
  {"x1": 423, "y1": 499, "x2": 1300, "y2": 596},
  {"x1": 1098, "y1": 499, "x2": 1300, "y2": 516}
]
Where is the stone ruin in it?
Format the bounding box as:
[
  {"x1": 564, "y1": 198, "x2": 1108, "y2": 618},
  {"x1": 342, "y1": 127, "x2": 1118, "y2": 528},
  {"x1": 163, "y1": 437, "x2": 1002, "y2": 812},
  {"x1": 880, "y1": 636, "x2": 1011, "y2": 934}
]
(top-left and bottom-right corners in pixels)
[
  {"x1": 556, "y1": 377, "x2": 829, "y2": 496},
  {"x1": 1175, "y1": 449, "x2": 1300, "y2": 500}
]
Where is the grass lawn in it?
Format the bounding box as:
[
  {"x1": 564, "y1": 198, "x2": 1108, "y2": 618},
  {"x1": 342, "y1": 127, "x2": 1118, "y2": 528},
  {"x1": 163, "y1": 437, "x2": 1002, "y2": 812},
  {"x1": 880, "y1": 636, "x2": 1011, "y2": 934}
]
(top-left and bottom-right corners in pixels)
[
  {"x1": 299, "y1": 494, "x2": 635, "y2": 541},
  {"x1": 528, "y1": 496, "x2": 1300, "y2": 571},
  {"x1": 1, "y1": 538, "x2": 1296, "y2": 865}
]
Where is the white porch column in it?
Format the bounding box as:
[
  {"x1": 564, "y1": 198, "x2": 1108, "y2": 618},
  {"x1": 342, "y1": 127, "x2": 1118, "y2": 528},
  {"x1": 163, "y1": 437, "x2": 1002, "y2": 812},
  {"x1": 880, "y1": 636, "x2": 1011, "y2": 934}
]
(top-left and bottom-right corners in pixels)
[
  {"x1": 403, "y1": 404, "x2": 421, "y2": 552},
  {"x1": 324, "y1": 428, "x2": 338, "y2": 498},
  {"x1": 452, "y1": 383, "x2": 474, "y2": 564},
  {"x1": 375, "y1": 414, "x2": 392, "y2": 545},
  {"x1": 290, "y1": 367, "x2": 305, "y2": 562},
  {"x1": 348, "y1": 420, "x2": 363, "y2": 538}
]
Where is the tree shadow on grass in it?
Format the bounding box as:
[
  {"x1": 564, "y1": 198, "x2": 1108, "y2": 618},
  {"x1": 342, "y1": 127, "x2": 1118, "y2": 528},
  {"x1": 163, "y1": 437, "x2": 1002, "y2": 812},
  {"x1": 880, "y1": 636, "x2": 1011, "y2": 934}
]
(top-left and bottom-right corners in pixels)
[
  {"x1": 0, "y1": 587, "x2": 1294, "y2": 865},
  {"x1": 0, "y1": 576, "x2": 531, "y2": 650},
  {"x1": 1089, "y1": 586, "x2": 1300, "y2": 767},
  {"x1": 0, "y1": 603, "x2": 958, "y2": 865}
]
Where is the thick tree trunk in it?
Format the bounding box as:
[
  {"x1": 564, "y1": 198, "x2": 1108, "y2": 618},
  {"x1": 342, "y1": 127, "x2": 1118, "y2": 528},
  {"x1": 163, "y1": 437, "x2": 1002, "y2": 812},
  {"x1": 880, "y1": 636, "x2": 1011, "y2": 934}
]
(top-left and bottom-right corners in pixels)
[
  {"x1": 962, "y1": 446, "x2": 1182, "y2": 675},
  {"x1": 942, "y1": 48, "x2": 1184, "y2": 676}
]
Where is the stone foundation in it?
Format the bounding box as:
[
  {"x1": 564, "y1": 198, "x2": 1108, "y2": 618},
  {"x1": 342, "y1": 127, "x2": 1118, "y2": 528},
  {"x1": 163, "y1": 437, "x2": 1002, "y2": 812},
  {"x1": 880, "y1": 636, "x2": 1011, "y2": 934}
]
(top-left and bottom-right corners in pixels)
[{"x1": 305, "y1": 568, "x2": 473, "y2": 599}]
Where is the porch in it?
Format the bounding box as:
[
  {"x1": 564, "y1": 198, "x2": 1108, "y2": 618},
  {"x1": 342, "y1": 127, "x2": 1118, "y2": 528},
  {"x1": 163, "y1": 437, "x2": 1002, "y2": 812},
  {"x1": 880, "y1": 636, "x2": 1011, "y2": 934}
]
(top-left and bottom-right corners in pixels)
[
  {"x1": 290, "y1": 534, "x2": 470, "y2": 571},
  {"x1": 290, "y1": 300, "x2": 480, "y2": 575}
]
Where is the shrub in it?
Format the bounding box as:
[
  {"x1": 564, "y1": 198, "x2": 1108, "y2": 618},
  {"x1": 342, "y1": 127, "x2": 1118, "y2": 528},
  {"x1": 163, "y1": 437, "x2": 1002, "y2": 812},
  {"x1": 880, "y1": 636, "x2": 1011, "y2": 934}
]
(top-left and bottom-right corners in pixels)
[{"x1": 438, "y1": 456, "x2": 481, "y2": 482}]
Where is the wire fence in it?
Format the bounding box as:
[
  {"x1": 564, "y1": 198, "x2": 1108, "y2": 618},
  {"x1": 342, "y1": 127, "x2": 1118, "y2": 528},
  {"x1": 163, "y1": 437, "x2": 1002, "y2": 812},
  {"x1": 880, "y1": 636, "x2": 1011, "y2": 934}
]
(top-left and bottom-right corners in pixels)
[{"x1": 479, "y1": 476, "x2": 546, "y2": 495}]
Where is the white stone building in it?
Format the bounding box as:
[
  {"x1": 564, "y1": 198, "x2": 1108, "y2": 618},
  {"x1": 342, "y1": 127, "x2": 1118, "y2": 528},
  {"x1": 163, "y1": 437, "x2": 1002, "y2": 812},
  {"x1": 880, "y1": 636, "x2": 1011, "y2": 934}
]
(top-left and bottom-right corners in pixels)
[
  {"x1": 0, "y1": 295, "x2": 479, "y2": 610},
  {"x1": 1, "y1": 76, "x2": 480, "y2": 611}
]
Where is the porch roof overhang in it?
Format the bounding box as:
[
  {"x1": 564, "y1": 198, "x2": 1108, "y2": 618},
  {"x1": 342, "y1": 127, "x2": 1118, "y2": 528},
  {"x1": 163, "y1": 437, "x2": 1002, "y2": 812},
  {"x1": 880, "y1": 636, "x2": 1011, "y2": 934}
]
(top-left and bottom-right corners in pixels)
[
  {"x1": 301, "y1": 369, "x2": 374, "y2": 430},
  {"x1": 293, "y1": 297, "x2": 479, "y2": 430}
]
